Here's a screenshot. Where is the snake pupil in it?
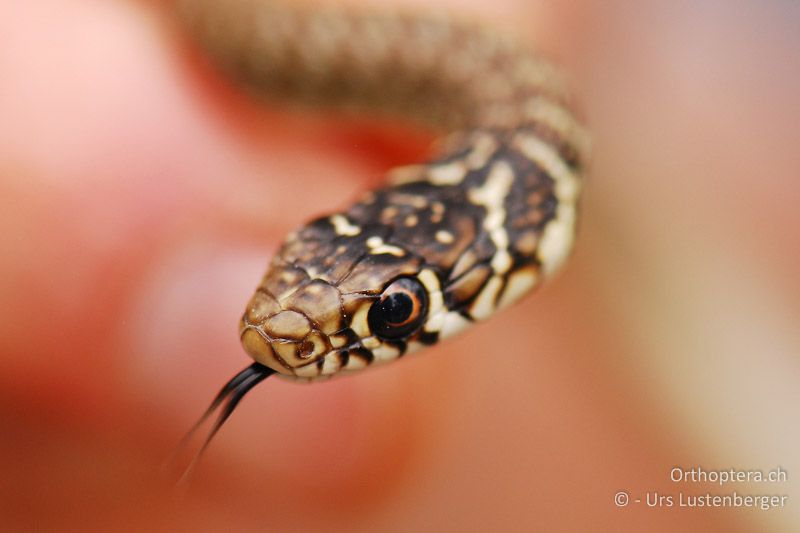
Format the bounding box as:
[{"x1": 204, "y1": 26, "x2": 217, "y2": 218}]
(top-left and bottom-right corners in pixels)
[
  {"x1": 382, "y1": 293, "x2": 413, "y2": 325},
  {"x1": 368, "y1": 277, "x2": 428, "y2": 340}
]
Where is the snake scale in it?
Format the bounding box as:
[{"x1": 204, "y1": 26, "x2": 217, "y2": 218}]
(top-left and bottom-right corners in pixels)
[{"x1": 176, "y1": 0, "x2": 588, "y2": 458}]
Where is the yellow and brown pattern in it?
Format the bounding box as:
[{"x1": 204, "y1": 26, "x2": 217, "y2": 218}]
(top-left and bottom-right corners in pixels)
[{"x1": 177, "y1": 0, "x2": 588, "y2": 461}]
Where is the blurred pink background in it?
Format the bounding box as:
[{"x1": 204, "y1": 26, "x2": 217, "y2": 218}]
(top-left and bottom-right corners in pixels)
[{"x1": 1, "y1": 0, "x2": 797, "y2": 531}]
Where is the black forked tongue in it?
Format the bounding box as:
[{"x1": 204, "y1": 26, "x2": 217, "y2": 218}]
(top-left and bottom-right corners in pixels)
[{"x1": 173, "y1": 362, "x2": 275, "y2": 484}]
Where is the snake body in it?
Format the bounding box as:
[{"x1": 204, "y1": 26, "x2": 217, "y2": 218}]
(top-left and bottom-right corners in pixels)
[{"x1": 178, "y1": 0, "x2": 587, "y2": 457}]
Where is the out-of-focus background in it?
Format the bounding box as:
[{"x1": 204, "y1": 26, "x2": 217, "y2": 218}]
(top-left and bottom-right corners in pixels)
[{"x1": 1, "y1": 0, "x2": 798, "y2": 531}]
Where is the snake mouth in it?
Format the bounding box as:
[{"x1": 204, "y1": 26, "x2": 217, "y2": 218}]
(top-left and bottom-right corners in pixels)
[
  {"x1": 240, "y1": 327, "x2": 297, "y2": 374},
  {"x1": 240, "y1": 325, "x2": 340, "y2": 376}
]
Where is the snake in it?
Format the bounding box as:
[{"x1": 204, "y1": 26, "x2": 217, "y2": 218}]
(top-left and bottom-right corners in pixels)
[{"x1": 176, "y1": 0, "x2": 588, "y2": 462}]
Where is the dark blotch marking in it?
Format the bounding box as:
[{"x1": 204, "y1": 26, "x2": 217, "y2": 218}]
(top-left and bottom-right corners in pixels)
[
  {"x1": 417, "y1": 330, "x2": 439, "y2": 346},
  {"x1": 338, "y1": 349, "x2": 350, "y2": 367},
  {"x1": 349, "y1": 347, "x2": 374, "y2": 365}
]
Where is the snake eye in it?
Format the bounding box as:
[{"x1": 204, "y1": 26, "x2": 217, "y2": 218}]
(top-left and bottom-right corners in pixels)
[{"x1": 368, "y1": 277, "x2": 428, "y2": 340}]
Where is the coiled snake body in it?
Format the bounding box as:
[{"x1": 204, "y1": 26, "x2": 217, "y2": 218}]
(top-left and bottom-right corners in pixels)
[{"x1": 178, "y1": 0, "x2": 588, "y2": 457}]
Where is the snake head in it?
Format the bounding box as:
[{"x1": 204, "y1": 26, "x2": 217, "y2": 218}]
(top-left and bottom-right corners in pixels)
[{"x1": 239, "y1": 217, "x2": 455, "y2": 381}]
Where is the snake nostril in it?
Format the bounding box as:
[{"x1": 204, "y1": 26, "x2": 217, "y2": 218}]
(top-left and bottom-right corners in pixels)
[{"x1": 298, "y1": 340, "x2": 316, "y2": 359}]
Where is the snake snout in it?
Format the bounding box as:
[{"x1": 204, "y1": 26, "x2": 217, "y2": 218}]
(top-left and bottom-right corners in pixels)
[
  {"x1": 241, "y1": 308, "x2": 332, "y2": 372},
  {"x1": 240, "y1": 280, "x2": 343, "y2": 374}
]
